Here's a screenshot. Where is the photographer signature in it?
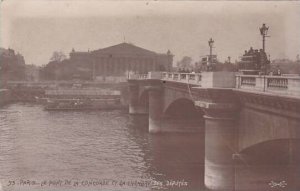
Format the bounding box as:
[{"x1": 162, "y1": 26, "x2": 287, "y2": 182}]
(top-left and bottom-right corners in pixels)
[{"x1": 268, "y1": 180, "x2": 287, "y2": 188}]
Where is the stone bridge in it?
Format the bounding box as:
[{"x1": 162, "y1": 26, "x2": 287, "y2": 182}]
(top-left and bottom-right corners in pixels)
[{"x1": 128, "y1": 71, "x2": 300, "y2": 191}]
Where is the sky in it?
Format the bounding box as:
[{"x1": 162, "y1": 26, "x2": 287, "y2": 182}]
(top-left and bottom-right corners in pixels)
[{"x1": 1, "y1": 0, "x2": 300, "y2": 66}]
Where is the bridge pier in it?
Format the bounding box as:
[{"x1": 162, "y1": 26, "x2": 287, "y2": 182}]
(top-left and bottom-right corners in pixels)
[
  {"x1": 204, "y1": 114, "x2": 237, "y2": 191},
  {"x1": 148, "y1": 86, "x2": 163, "y2": 133},
  {"x1": 129, "y1": 103, "x2": 148, "y2": 114},
  {"x1": 196, "y1": 101, "x2": 238, "y2": 191},
  {"x1": 128, "y1": 83, "x2": 148, "y2": 114}
]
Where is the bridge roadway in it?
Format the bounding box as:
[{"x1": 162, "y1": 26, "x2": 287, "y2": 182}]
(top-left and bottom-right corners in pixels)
[{"x1": 128, "y1": 71, "x2": 300, "y2": 191}]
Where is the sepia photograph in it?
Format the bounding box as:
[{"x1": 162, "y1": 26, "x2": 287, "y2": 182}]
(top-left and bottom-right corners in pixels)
[{"x1": 0, "y1": 0, "x2": 300, "y2": 191}]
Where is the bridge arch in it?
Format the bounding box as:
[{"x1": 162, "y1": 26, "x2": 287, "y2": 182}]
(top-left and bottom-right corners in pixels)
[
  {"x1": 239, "y1": 138, "x2": 300, "y2": 165},
  {"x1": 163, "y1": 98, "x2": 204, "y2": 119}
]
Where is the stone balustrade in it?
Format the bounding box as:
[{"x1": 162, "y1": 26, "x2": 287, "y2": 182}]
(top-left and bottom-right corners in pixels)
[
  {"x1": 128, "y1": 73, "x2": 149, "y2": 80},
  {"x1": 236, "y1": 74, "x2": 300, "y2": 97},
  {"x1": 162, "y1": 72, "x2": 202, "y2": 85},
  {"x1": 129, "y1": 72, "x2": 300, "y2": 97},
  {"x1": 130, "y1": 72, "x2": 202, "y2": 85}
]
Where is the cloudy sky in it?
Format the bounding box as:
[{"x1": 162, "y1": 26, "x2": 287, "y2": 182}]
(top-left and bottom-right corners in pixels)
[{"x1": 1, "y1": 0, "x2": 300, "y2": 66}]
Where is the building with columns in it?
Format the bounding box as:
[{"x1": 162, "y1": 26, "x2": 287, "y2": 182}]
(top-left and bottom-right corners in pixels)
[{"x1": 69, "y1": 43, "x2": 173, "y2": 81}]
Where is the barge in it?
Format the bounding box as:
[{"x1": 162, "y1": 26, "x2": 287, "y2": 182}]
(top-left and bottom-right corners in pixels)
[
  {"x1": 45, "y1": 98, "x2": 123, "y2": 110},
  {"x1": 43, "y1": 88, "x2": 124, "y2": 110}
]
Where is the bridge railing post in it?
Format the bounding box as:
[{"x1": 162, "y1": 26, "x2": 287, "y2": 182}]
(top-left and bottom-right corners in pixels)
[
  {"x1": 173, "y1": 73, "x2": 179, "y2": 81},
  {"x1": 196, "y1": 74, "x2": 201, "y2": 84},
  {"x1": 188, "y1": 73, "x2": 197, "y2": 84},
  {"x1": 162, "y1": 72, "x2": 167, "y2": 79},
  {"x1": 235, "y1": 75, "x2": 240, "y2": 89}
]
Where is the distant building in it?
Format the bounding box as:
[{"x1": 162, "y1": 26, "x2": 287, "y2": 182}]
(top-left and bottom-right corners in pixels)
[
  {"x1": 69, "y1": 42, "x2": 173, "y2": 81},
  {"x1": 270, "y1": 59, "x2": 300, "y2": 74}
]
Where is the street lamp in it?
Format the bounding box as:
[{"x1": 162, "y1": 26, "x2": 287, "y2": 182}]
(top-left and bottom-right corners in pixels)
[
  {"x1": 228, "y1": 56, "x2": 231, "y2": 64},
  {"x1": 259, "y1": 23, "x2": 269, "y2": 52},
  {"x1": 259, "y1": 23, "x2": 271, "y2": 74},
  {"x1": 208, "y1": 38, "x2": 214, "y2": 71}
]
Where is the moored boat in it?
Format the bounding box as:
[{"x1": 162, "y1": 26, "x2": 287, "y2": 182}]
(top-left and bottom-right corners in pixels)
[{"x1": 44, "y1": 98, "x2": 123, "y2": 110}]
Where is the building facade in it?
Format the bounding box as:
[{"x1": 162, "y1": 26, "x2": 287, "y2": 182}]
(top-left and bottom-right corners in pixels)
[{"x1": 69, "y1": 43, "x2": 173, "y2": 81}]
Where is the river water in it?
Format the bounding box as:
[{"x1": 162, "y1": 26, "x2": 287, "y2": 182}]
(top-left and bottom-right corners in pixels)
[
  {"x1": 0, "y1": 103, "x2": 204, "y2": 191},
  {"x1": 1, "y1": 103, "x2": 298, "y2": 191}
]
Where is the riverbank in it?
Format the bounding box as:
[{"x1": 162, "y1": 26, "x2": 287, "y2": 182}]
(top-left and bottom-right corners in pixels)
[
  {"x1": 1, "y1": 81, "x2": 130, "y2": 107},
  {"x1": 0, "y1": 89, "x2": 12, "y2": 106}
]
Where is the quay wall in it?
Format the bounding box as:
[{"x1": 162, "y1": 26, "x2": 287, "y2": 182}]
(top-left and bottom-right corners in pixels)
[{"x1": 0, "y1": 89, "x2": 12, "y2": 106}]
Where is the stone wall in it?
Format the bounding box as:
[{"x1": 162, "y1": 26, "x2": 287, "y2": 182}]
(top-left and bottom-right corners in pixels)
[{"x1": 0, "y1": 89, "x2": 12, "y2": 106}]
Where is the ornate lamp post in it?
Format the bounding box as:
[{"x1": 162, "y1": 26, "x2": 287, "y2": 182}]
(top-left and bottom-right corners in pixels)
[
  {"x1": 259, "y1": 23, "x2": 270, "y2": 74},
  {"x1": 259, "y1": 23, "x2": 269, "y2": 52},
  {"x1": 208, "y1": 38, "x2": 214, "y2": 71},
  {"x1": 228, "y1": 56, "x2": 231, "y2": 64}
]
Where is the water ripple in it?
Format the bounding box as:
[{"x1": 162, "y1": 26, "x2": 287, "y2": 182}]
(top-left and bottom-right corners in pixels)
[{"x1": 0, "y1": 103, "x2": 204, "y2": 191}]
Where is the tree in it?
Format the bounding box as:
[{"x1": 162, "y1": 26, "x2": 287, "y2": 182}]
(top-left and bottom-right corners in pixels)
[
  {"x1": 177, "y1": 56, "x2": 193, "y2": 70},
  {"x1": 50, "y1": 51, "x2": 67, "y2": 62},
  {"x1": 0, "y1": 48, "x2": 26, "y2": 85}
]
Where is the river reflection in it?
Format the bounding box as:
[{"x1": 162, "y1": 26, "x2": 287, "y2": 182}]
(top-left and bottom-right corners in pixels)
[{"x1": 0, "y1": 103, "x2": 204, "y2": 191}]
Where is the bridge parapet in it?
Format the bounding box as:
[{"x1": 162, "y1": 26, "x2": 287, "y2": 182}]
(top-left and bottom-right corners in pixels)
[
  {"x1": 162, "y1": 72, "x2": 202, "y2": 85},
  {"x1": 128, "y1": 72, "x2": 163, "y2": 80},
  {"x1": 129, "y1": 72, "x2": 300, "y2": 97},
  {"x1": 129, "y1": 71, "x2": 238, "y2": 88},
  {"x1": 128, "y1": 73, "x2": 149, "y2": 80},
  {"x1": 236, "y1": 74, "x2": 300, "y2": 97},
  {"x1": 128, "y1": 71, "x2": 203, "y2": 85}
]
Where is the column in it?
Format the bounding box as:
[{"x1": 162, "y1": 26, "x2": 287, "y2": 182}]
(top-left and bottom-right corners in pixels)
[
  {"x1": 91, "y1": 59, "x2": 95, "y2": 80},
  {"x1": 117, "y1": 58, "x2": 121, "y2": 75},
  {"x1": 113, "y1": 58, "x2": 117, "y2": 76},
  {"x1": 142, "y1": 61, "x2": 146, "y2": 73},
  {"x1": 152, "y1": 59, "x2": 156, "y2": 71},
  {"x1": 196, "y1": 101, "x2": 238, "y2": 191},
  {"x1": 99, "y1": 58, "x2": 103, "y2": 75},
  {"x1": 134, "y1": 62, "x2": 137, "y2": 73},
  {"x1": 129, "y1": 58, "x2": 132, "y2": 72},
  {"x1": 101, "y1": 59, "x2": 105, "y2": 76},
  {"x1": 107, "y1": 58, "x2": 111, "y2": 76},
  {"x1": 146, "y1": 59, "x2": 151, "y2": 73},
  {"x1": 123, "y1": 57, "x2": 126, "y2": 74},
  {"x1": 121, "y1": 58, "x2": 125, "y2": 76},
  {"x1": 111, "y1": 60, "x2": 115, "y2": 76},
  {"x1": 103, "y1": 58, "x2": 107, "y2": 81}
]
